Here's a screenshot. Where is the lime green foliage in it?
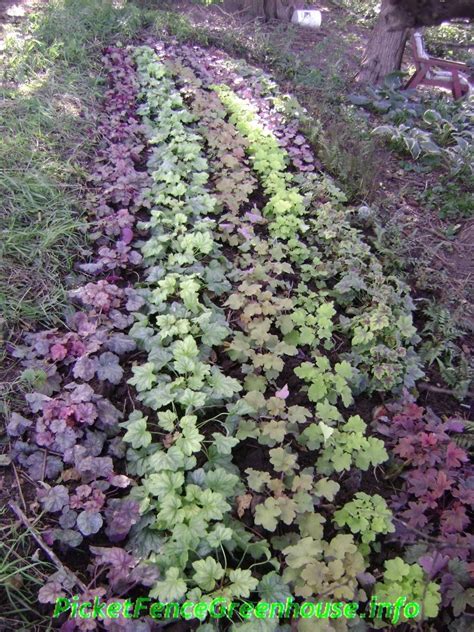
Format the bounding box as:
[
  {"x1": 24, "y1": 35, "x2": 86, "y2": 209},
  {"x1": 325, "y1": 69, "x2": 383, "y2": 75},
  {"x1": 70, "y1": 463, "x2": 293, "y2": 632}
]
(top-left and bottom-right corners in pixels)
[
  {"x1": 0, "y1": 0, "x2": 147, "y2": 329},
  {"x1": 282, "y1": 534, "x2": 366, "y2": 600},
  {"x1": 214, "y1": 86, "x2": 306, "y2": 239},
  {"x1": 125, "y1": 47, "x2": 272, "y2": 598},
  {"x1": 284, "y1": 299, "x2": 336, "y2": 350},
  {"x1": 300, "y1": 415, "x2": 388, "y2": 475},
  {"x1": 334, "y1": 492, "x2": 395, "y2": 545},
  {"x1": 294, "y1": 357, "x2": 355, "y2": 408},
  {"x1": 299, "y1": 176, "x2": 423, "y2": 392},
  {"x1": 375, "y1": 558, "x2": 441, "y2": 622}
]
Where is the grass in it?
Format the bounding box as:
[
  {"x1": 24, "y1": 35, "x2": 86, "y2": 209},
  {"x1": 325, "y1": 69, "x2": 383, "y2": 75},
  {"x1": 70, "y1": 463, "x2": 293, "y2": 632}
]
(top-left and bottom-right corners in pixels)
[
  {"x1": 0, "y1": 0, "x2": 150, "y2": 334},
  {"x1": 0, "y1": 507, "x2": 56, "y2": 631}
]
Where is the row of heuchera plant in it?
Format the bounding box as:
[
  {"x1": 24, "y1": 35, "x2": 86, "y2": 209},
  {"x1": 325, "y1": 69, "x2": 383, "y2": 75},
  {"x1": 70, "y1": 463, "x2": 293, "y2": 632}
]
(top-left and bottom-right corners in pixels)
[
  {"x1": 118, "y1": 46, "x2": 386, "y2": 630},
  {"x1": 8, "y1": 46, "x2": 159, "y2": 629},
  {"x1": 168, "y1": 42, "x2": 423, "y2": 395},
  {"x1": 125, "y1": 43, "x2": 471, "y2": 630},
  {"x1": 114, "y1": 45, "x2": 444, "y2": 631},
  {"x1": 6, "y1": 39, "x2": 472, "y2": 632}
]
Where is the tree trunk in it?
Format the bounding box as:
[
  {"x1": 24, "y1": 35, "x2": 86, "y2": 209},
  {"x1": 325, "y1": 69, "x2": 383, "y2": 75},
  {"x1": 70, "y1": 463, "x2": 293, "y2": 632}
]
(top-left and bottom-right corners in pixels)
[
  {"x1": 242, "y1": 0, "x2": 303, "y2": 21},
  {"x1": 356, "y1": 0, "x2": 409, "y2": 84}
]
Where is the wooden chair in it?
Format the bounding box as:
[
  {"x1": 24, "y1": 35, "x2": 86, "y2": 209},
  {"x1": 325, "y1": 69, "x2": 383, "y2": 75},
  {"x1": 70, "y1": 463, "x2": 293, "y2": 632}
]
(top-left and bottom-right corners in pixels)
[{"x1": 405, "y1": 32, "x2": 472, "y2": 99}]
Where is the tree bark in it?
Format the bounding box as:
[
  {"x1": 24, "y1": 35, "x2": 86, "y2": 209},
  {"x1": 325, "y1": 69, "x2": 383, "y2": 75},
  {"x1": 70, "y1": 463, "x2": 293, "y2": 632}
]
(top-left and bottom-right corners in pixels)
[
  {"x1": 242, "y1": 0, "x2": 303, "y2": 21},
  {"x1": 356, "y1": 0, "x2": 409, "y2": 84},
  {"x1": 357, "y1": 0, "x2": 474, "y2": 85},
  {"x1": 392, "y1": 0, "x2": 474, "y2": 28}
]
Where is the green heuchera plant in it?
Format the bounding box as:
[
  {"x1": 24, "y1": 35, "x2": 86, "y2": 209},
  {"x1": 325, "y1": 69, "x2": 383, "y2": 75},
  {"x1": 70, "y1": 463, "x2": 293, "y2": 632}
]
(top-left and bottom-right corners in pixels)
[
  {"x1": 333, "y1": 492, "x2": 395, "y2": 545},
  {"x1": 282, "y1": 534, "x2": 367, "y2": 601},
  {"x1": 214, "y1": 85, "x2": 307, "y2": 239},
  {"x1": 374, "y1": 558, "x2": 441, "y2": 624},
  {"x1": 128, "y1": 46, "x2": 271, "y2": 598},
  {"x1": 294, "y1": 357, "x2": 355, "y2": 409},
  {"x1": 300, "y1": 415, "x2": 388, "y2": 474}
]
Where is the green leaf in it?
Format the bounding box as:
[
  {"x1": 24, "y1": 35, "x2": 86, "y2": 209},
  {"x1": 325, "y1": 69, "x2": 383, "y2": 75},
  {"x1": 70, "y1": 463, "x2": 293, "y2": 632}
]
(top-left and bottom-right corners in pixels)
[
  {"x1": 334, "y1": 361, "x2": 353, "y2": 380},
  {"x1": 146, "y1": 471, "x2": 184, "y2": 499},
  {"x1": 199, "y1": 488, "x2": 230, "y2": 521},
  {"x1": 244, "y1": 374, "x2": 267, "y2": 393},
  {"x1": 269, "y1": 447, "x2": 298, "y2": 473},
  {"x1": 157, "y1": 410, "x2": 177, "y2": 431},
  {"x1": 254, "y1": 498, "x2": 281, "y2": 532},
  {"x1": 313, "y1": 478, "x2": 340, "y2": 501},
  {"x1": 205, "y1": 468, "x2": 240, "y2": 497},
  {"x1": 192, "y1": 557, "x2": 225, "y2": 591},
  {"x1": 315, "y1": 400, "x2": 342, "y2": 424},
  {"x1": 148, "y1": 446, "x2": 186, "y2": 472},
  {"x1": 246, "y1": 468, "x2": 271, "y2": 493},
  {"x1": 176, "y1": 423, "x2": 204, "y2": 456},
  {"x1": 150, "y1": 567, "x2": 187, "y2": 602},
  {"x1": 207, "y1": 524, "x2": 233, "y2": 548},
  {"x1": 120, "y1": 412, "x2": 152, "y2": 449},
  {"x1": 209, "y1": 368, "x2": 242, "y2": 398},
  {"x1": 283, "y1": 537, "x2": 322, "y2": 568},
  {"x1": 308, "y1": 378, "x2": 327, "y2": 402},
  {"x1": 174, "y1": 335, "x2": 199, "y2": 360},
  {"x1": 141, "y1": 383, "x2": 174, "y2": 409},
  {"x1": 228, "y1": 568, "x2": 259, "y2": 599},
  {"x1": 178, "y1": 389, "x2": 207, "y2": 409},
  {"x1": 258, "y1": 572, "x2": 291, "y2": 602},
  {"x1": 212, "y1": 433, "x2": 239, "y2": 455},
  {"x1": 298, "y1": 512, "x2": 325, "y2": 539},
  {"x1": 128, "y1": 362, "x2": 157, "y2": 392}
]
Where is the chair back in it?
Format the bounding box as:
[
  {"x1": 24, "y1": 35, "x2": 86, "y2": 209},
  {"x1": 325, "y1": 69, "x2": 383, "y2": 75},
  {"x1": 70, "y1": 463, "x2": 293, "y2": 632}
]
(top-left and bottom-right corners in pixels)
[{"x1": 413, "y1": 31, "x2": 429, "y2": 60}]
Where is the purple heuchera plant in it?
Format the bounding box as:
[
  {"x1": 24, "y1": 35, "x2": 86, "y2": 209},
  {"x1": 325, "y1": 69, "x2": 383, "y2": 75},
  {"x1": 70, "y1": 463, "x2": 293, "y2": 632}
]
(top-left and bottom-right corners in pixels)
[
  {"x1": 375, "y1": 393, "x2": 473, "y2": 605},
  {"x1": 7, "y1": 47, "x2": 148, "y2": 590}
]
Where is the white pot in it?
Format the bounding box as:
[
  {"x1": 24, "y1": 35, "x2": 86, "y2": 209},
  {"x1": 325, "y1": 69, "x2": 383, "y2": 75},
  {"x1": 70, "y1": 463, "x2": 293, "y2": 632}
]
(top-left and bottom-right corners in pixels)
[{"x1": 291, "y1": 9, "x2": 322, "y2": 28}]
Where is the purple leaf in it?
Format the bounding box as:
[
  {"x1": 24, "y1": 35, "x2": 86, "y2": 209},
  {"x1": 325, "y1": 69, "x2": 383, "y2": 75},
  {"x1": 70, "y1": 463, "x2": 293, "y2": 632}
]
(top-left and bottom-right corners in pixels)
[
  {"x1": 77, "y1": 456, "x2": 114, "y2": 482},
  {"x1": 38, "y1": 581, "x2": 66, "y2": 604},
  {"x1": 275, "y1": 384, "x2": 289, "y2": 400},
  {"x1": 73, "y1": 356, "x2": 99, "y2": 381},
  {"x1": 77, "y1": 510, "x2": 103, "y2": 536},
  {"x1": 39, "y1": 485, "x2": 69, "y2": 513},
  {"x1": 105, "y1": 334, "x2": 136, "y2": 355},
  {"x1": 59, "y1": 508, "x2": 78, "y2": 529},
  {"x1": 96, "y1": 352, "x2": 123, "y2": 384},
  {"x1": 7, "y1": 412, "x2": 32, "y2": 436}
]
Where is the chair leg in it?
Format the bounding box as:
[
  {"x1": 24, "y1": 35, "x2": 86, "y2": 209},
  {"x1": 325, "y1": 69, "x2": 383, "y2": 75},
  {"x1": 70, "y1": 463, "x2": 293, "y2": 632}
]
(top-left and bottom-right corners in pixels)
[
  {"x1": 452, "y1": 70, "x2": 462, "y2": 99},
  {"x1": 406, "y1": 68, "x2": 428, "y2": 90}
]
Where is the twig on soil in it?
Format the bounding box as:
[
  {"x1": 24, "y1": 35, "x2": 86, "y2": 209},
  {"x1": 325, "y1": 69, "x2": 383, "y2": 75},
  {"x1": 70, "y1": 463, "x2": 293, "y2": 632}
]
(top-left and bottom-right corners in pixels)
[
  {"x1": 393, "y1": 517, "x2": 470, "y2": 549},
  {"x1": 11, "y1": 461, "x2": 28, "y2": 514},
  {"x1": 8, "y1": 501, "x2": 88, "y2": 593},
  {"x1": 418, "y1": 382, "x2": 474, "y2": 399}
]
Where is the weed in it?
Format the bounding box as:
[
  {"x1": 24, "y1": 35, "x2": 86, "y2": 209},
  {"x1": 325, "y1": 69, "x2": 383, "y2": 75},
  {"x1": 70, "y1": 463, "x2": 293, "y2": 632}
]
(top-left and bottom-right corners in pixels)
[{"x1": 418, "y1": 178, "x2": 474, "y2": 220}]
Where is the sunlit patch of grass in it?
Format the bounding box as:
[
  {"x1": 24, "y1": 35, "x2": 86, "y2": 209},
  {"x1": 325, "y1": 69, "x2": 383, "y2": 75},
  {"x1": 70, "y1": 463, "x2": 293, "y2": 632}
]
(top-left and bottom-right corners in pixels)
[{"x1": 0, "y1": 0, "x2": 150, "y2": 333}]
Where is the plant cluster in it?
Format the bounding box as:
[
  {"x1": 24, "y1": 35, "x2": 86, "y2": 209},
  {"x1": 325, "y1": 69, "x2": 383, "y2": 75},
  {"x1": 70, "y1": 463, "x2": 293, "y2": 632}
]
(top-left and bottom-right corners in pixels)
[
  {"x1": 373, "y1": 557, "x2": 442, "y2": 625},
  {"x1": 350, "y1": 77, "x2": 474, "y2": 219},
  {"x1": 8, "y1": 32, "x2": 469, "y2": 632},
  {"x1": 374, "y1": 394, "x2": 473, "y2": 614}
]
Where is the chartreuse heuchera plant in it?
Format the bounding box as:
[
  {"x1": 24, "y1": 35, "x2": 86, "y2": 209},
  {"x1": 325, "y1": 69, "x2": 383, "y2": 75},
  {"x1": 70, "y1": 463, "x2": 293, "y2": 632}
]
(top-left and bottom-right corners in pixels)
[{"x1": 7, "y1": 34, "x2": 472, "y2": 632}]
